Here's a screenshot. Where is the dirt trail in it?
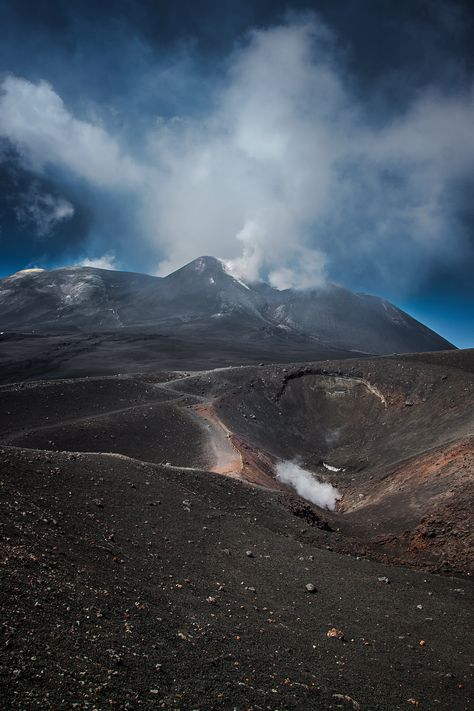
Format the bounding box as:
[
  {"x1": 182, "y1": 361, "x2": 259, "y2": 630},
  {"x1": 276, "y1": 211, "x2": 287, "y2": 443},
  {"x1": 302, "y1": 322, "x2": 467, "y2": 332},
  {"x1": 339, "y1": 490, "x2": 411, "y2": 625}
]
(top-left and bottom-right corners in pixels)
[
  {"x1": 192, "y1": 403, "x2": 242, "y2": 478},
  {"x1": 192, "y1": 402, "x2": 282, "y2": 490}
]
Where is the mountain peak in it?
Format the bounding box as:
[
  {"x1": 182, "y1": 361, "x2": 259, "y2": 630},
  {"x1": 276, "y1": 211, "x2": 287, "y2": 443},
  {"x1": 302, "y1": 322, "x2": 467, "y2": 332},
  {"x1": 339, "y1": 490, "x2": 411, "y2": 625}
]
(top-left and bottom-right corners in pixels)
[
  {"x1": 177, "y1": 256, "x2": 224, "y2": 275},
  {"x1": 166, "y1": 255, "x2": 252, "y2": 290},
  {"x1": 190, "y1": 256, "x2": 253, "y2": 289},
  {"x1": 194, "y1": 255, "x2": 223, "y2": 270}
]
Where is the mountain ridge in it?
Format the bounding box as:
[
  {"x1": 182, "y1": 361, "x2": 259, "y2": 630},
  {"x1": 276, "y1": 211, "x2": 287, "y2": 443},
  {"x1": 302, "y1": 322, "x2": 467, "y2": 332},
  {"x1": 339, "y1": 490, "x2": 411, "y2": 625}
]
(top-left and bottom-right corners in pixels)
[{"x1": 0, "y1": 255, "x2": 454, "y2": 356}]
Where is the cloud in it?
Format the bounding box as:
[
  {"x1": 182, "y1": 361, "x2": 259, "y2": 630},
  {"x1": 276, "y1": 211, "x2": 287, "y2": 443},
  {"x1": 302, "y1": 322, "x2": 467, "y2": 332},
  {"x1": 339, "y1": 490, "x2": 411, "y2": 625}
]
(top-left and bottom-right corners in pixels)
[
  {"x1": 147, "y1": 20, "x2": 344, "y2": 282},
  {"x1": 14, "y1": 183, "x2": 74, "y2": 237},
  {"x1": 0, "y1": 15, "x2": 473, "y2": 291},
  {"x1": 0, "y1": 76, "x2": 142, "y2": 189},
  {"x1": 78, "y1": 253, "x2": 118, "y2": 270},
  {"x1": 145, "y1": 17, "x2": 474, "y2": 287},
  {"x1": 269, "y1": 247, "x2": 328, "y2": 290}
]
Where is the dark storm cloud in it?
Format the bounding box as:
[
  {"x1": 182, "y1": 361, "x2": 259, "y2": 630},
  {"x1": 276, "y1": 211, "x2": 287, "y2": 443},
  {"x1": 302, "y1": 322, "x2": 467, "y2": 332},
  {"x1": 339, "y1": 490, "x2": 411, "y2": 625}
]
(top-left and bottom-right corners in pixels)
[{"x1": 0, "y1": 0, "x2": 472, "y2": 345}]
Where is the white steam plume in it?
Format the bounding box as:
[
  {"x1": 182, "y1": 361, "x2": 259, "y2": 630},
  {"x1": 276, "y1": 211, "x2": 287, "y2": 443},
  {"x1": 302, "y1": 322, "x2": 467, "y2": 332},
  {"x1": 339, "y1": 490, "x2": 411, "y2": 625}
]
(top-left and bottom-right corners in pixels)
[{"x1": 276, "y1": 460, "x2": 341, "y2": 510}]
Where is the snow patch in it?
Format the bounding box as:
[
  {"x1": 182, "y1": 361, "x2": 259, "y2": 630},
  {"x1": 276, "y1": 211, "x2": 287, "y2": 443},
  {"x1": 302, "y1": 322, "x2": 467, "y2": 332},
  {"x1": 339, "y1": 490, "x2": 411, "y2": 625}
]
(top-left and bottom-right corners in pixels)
[
  {"x1": 194, "y1": 257, "x2": 207, "y2": 273},
  {"x1": 234, "y1": 276, "x2": 250, "y2": 290},
  {"x1": 7, "y1": 268, "x2": 45, "y2": 279},
  {"x1": 323, "y1": 462, "x2": 344, "y2": 472}
]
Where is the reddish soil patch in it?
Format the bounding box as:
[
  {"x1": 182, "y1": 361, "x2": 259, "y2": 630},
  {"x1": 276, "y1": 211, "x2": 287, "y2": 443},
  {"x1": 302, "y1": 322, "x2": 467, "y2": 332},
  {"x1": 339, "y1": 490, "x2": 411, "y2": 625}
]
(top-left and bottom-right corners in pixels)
[{"x1": 193, "y1": 403, "x2": 281, "y2": 490}]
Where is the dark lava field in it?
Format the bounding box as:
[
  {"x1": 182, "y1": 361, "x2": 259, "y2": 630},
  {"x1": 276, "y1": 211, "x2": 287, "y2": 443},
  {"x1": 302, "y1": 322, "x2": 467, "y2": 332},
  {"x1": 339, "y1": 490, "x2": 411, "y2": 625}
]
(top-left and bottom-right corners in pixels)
[{"x1": 1, "y1": 349, "x2": 473, "y2": 710}]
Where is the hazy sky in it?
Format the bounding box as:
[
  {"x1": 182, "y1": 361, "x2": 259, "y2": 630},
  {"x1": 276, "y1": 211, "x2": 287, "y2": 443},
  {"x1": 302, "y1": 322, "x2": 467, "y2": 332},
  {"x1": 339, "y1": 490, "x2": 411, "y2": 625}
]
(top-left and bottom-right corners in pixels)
[{"x1": 0, "y1": 0, "x2": 472, "y2": 346}]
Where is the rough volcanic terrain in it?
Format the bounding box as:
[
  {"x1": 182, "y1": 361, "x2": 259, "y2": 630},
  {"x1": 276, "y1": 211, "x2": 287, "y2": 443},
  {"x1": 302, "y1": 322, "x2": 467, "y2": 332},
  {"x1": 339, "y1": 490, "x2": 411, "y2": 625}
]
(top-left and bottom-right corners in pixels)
[{"x1": 0, "y1": 349, "x2": 473, "y2": 709}]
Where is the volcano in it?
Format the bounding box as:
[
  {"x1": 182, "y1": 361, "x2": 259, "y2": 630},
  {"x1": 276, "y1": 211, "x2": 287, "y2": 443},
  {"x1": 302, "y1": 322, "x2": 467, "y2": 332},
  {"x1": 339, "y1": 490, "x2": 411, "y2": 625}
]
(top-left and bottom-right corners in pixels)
[
  {"x1": 0, "y1": 256, "x2": 453, "y2": 383},
  {"x1": 1, "y1": 257, "x2": 472, "y2": 711}
]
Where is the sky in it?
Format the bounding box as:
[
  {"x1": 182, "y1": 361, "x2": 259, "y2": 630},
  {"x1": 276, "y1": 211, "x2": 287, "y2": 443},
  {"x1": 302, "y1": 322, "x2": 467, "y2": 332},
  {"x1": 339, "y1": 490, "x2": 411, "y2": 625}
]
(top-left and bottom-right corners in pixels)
[{"x1": 0, "y1": 0, "x2": 472, "y2": 347}]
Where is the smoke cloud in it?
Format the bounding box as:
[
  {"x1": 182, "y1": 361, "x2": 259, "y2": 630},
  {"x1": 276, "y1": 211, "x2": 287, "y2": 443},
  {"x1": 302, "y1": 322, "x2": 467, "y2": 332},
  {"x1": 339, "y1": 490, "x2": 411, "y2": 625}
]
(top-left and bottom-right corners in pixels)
[
  {"x1": 276, "y1": 460, "x2": 341, "y2": 510},
  {"x1": 0, "y1": 15, "x2": 473, "y2": 290}
]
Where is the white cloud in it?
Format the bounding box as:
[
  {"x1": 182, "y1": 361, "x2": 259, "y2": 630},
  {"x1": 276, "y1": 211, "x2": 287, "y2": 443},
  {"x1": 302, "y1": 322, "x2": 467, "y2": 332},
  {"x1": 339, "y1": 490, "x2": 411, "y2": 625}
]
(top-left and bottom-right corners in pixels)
[
  {"x1": 0, "y1": 76, "x2": 142, "y2": 188},
  {"x1": 78, "y1": 253, "x2": 118, "y2": 270},
  {"x1": 14, "y1": 183, "x2": 74, "y2": 236},
  {"x1": 0, "y1": 16, "x2": 473, "y2": 289},
  {"x1": 269, "y1": 248, "x2": 328, "y2": 290},
  {"x1": 147, "y1": 20, "x2": 345, "y2": 283},
  {"x1": 147, "y1": 18, "x2": 474, "y2": 286}
]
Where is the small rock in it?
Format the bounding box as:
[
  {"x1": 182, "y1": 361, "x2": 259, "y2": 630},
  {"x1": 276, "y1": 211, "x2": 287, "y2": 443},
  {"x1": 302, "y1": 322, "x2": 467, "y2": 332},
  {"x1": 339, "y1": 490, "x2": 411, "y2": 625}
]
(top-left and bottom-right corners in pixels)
[
  {"x1": 378, "y1": 576, "x2": 390, "y2": 584},
  {"x1": 245, "y1": 550, "x2": 254, "y2": 558},
  {"x1": 326, "y1": 627, "x2": 345, "y2": 641},
  {"x1": 305, "y1": 583, "x2": 317, "y2": 593}
]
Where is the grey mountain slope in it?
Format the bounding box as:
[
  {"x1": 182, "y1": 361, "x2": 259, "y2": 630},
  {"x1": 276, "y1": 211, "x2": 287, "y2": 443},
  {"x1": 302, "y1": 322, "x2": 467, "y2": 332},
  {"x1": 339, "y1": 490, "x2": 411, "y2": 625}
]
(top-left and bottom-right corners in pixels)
[{"x1": 0, "y1": 256, "x2": 454, "y2": 355}]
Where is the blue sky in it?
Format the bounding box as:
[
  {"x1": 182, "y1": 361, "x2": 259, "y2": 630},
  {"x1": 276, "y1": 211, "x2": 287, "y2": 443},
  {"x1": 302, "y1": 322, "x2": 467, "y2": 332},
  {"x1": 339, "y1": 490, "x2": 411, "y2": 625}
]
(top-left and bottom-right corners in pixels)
[{"x1": 0, "y1": 0, "x2": 472, "y2": 347}]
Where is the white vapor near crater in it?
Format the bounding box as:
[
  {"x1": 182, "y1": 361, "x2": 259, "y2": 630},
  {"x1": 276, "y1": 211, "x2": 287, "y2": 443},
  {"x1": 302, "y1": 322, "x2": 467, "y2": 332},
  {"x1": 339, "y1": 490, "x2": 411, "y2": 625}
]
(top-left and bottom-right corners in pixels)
[
  {"x1": 276, "y1": 460, "x2": 341, "y2": 510},
  {"x1": 0, "y1": 15, "x2": 473, "y2": 288}
]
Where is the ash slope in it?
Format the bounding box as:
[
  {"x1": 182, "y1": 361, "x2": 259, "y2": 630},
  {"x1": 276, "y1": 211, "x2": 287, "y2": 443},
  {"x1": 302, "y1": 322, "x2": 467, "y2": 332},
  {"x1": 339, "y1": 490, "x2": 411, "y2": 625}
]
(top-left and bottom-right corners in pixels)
[
  {"x1": 2, "y1": 447, "x2": 473, "y2": 711},
  {"x1": 1, "y1": 350, "x2": 473, "y2": 709},
  {"x1": 0, "y1": 256, "x2": 453, "y2": 359}
]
